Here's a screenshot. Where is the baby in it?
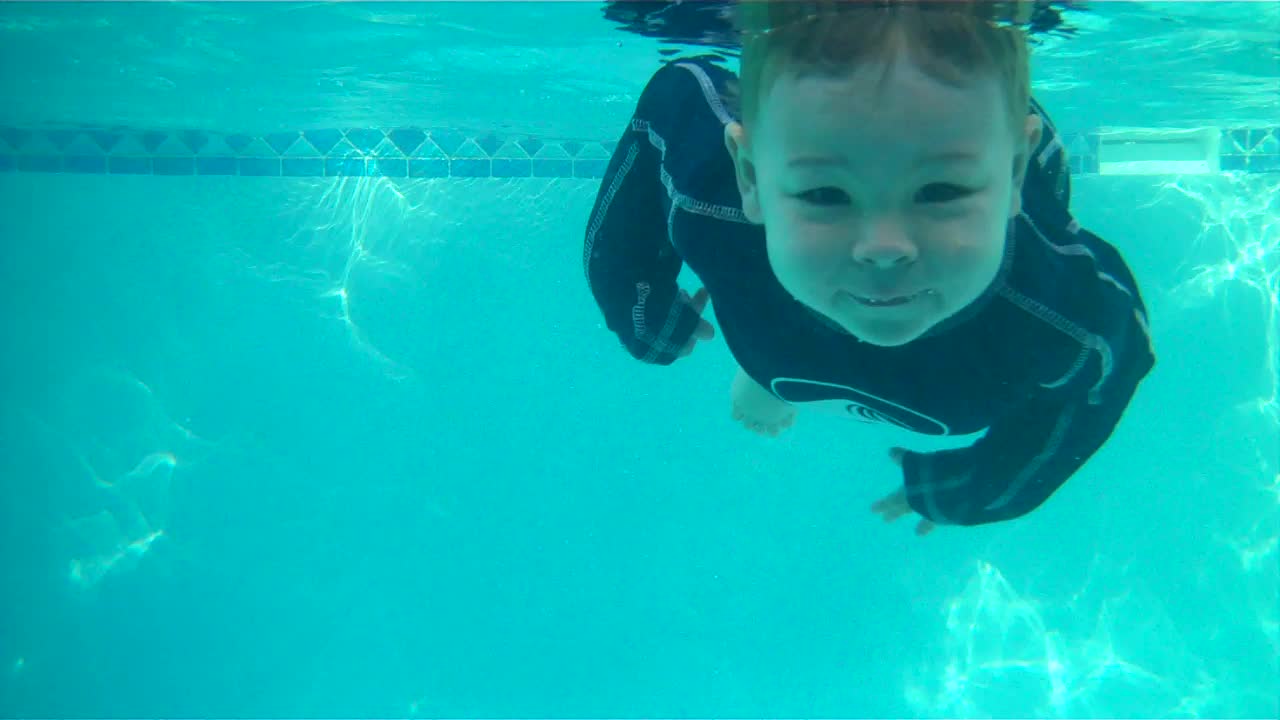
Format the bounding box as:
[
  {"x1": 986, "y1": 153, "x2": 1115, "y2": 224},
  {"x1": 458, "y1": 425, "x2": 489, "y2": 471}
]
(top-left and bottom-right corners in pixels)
[{"x1": 584, "y1": 0, "x2": 1154, "y2": 531}]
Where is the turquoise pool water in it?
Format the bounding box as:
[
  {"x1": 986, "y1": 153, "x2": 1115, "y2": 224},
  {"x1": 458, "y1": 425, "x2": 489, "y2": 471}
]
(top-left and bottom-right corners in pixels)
[{"x1": 0, "y1": 2, "x2": 1276, "y2": 717}]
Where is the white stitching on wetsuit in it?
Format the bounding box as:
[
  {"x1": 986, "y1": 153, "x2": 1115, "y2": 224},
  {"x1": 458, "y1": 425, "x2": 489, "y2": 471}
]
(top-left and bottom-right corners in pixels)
[
  {"x1": 584, "y1": 139, "x2": 641, "y2": 292},
  {"x1": 1012, "y1": 213, "x2": 1123, "y2": 404},
  {"x1": 636, "y1": 120, "x2": 750, "y2": 223},
  {"x1": 648, "y1": 289, "x2": 687, "y2": 362},
  {"x1": 1000, "y1": 284, "x2": 1114, "y2": 405},
  {"x1": 1034, "y1": 236, "x2": 1138, "y2": 305},
  {"x1": 1042, "y1": 345, "x2": 1092, "y2": 390},
  {"x1": 592, "y1": 61, "x2": 752, "y2": 361},
  {"x1": 674, "y1": 61, "x2": 736, "y2": 126},
  {"x1": 632, "y1": 280, "x2": 687, "y2": 363},
  {"x1": 984, "y1": 403, "x2": 1078, "y2": 512},
  {"x1": 998, "y1": 282, "x2": 1093, "y2": 346},
  {"x1": 631, "y1": 281, "x2": 651, "y2": 349},
  {"x1": 667, "y1": 194, "x2": 678, "y2": 245}
]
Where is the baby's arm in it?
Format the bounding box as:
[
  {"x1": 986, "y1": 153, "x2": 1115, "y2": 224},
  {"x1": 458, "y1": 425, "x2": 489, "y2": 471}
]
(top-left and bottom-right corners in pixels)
[
  {"x1": 899, "y1": 230, "x2": 1155, "y2": 527},
  {"x1": 584, "y1": 62, "x2": 709, "y2": 366}
]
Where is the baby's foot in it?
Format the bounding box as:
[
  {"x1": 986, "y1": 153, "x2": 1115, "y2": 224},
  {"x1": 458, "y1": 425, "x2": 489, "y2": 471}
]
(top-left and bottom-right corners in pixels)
[{"x1": 731, "y1": 367, "x2": 796, "y2": 437}]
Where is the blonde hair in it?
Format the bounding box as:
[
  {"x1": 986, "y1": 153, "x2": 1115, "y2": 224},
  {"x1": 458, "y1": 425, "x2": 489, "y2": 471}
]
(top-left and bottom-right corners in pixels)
[{"x1": 729, "y1": 1, "x2": 1031, "y2": 137}]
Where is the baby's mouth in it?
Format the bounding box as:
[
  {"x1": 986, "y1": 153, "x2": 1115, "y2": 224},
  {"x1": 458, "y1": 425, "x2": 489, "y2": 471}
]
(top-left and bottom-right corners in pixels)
[{"x1": 844, "y1": 289, "x2": 934, "y2": 307}]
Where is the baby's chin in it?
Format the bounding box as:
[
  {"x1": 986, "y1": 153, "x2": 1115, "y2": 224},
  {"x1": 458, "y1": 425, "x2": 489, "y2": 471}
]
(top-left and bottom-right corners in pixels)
[
  {"x1": 844, "y1": 322, "x2": 930, "y2": 347},
  {"x1": 824, "y1": 295, "x2": 943, "y2": 347}
]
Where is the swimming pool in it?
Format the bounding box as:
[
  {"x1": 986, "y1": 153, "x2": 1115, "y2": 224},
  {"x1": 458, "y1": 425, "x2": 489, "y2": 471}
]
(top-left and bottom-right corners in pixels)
[{"x1": 0, "y1": 2, "x2": 1276, "y2": 717}]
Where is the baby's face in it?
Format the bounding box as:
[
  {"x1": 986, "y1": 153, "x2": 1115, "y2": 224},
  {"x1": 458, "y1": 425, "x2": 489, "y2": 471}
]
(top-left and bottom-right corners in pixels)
[{"x1": 728, "y1": 52, "x2": 1039, "y2": 346}]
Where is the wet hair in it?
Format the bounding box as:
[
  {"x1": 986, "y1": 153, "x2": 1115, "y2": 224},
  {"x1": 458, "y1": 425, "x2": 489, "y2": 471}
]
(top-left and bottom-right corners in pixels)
[{"x1": 728, "y1": 1, "x2": 1032, "y2": 137}]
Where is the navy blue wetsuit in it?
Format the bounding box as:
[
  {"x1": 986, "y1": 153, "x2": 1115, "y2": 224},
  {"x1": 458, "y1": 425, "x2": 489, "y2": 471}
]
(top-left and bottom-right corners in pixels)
[{"x1": 584, "y1": 57, "x2": 1155, "y2": 527}]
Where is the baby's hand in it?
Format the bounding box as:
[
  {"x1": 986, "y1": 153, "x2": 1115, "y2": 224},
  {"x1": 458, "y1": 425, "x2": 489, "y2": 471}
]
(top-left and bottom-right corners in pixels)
[
  {"x1": 730, "y1": 367, "x2": 796, "y2": 437},
  {"x1": 871, "y1": 448, "x2": 936, "y2": 537}
]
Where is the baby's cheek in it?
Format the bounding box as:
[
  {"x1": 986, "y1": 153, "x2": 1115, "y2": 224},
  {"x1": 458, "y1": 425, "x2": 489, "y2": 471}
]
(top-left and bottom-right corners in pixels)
[
  {"x1": 765, "y1": 234, "x2": 823, "y2": 296},
  {"x1": 781, "y1": 224, "x2": 847, "y2": 265},
  {"x1": 945, "y1": 225, "x2": 1007, "y2": 290}
]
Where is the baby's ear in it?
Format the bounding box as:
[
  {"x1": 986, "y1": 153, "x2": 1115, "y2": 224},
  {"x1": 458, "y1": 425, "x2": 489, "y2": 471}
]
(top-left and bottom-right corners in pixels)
[
  {"x1": 1009, "y1": 113, "x2": 1044, "y2": 216},
  {"x1": 725, "y1": 122, "x2": 764, "y2": 224}
]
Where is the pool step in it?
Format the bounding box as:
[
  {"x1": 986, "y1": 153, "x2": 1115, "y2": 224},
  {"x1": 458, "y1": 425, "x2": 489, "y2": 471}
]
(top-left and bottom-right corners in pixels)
[{"x1": 1096, "y1": 127, "x2": 1221, "y2": 176}]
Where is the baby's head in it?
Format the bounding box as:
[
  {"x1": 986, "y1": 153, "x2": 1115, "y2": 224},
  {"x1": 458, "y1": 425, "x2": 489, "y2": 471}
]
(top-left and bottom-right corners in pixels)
[{"x1": 724, "y1": 0, "x2": 1042, "y2": 346}]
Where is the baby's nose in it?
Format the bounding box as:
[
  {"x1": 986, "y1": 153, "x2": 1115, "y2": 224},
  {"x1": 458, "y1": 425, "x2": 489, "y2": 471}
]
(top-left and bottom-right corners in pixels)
[{"x1": 852, "y1": 229, "x2": 918, "y2": 268}]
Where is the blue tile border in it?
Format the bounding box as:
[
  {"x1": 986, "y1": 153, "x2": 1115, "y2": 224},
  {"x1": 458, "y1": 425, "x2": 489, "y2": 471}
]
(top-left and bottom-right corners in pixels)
[{"x1": 0, "y1": 125, "x2": 1276, "y2": 178}]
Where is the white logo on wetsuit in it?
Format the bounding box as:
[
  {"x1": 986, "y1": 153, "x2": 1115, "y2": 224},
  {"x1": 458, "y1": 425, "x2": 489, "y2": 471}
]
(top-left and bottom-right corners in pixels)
[{"x1": 770, "y1": 378, "x2": 951, "y2": 436}]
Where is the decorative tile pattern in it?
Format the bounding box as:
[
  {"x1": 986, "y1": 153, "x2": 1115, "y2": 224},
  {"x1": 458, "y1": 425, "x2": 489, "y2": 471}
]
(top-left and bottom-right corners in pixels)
[
  {"x1": 0, "y1": 125, "x2": 1276, "y2": 178},
  {"x1": 1219, "y1": 126, "x2": 1280, "y2": 174}
]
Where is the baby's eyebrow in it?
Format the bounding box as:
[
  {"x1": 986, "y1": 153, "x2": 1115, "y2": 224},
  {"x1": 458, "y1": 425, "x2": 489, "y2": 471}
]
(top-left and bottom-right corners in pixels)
[
  {"x1": 787, "y1": 151, "x2": 981, "y2": 169},
  {"x1": 917, "y1": 151, "x2": 981, "y2": 165},
  {"x1": 787, "y1": 156, "x2": 847, "y2": 168}
]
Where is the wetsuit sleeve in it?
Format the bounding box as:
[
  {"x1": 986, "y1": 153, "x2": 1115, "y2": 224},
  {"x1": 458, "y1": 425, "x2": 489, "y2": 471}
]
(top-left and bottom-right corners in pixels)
[
  {"x1": 900, "y1": 233, "x2": 1156, "y2": 527},
  {"x1": 583, "y1": 63, "x2": 705, "y2": 365}
]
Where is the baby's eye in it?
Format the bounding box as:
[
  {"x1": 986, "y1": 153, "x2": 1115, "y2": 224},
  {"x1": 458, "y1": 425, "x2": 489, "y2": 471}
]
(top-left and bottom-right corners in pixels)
[
  {"x1": 795, "y1": 187, "x2": 849, "y2": 206},
  {"x1": 917, "y1": 183, "x2": 975, "y2": 204}
]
